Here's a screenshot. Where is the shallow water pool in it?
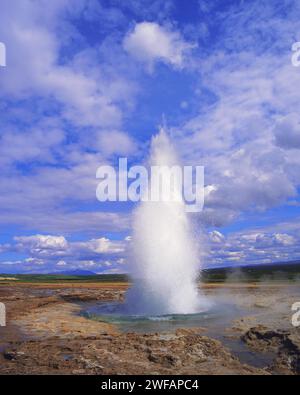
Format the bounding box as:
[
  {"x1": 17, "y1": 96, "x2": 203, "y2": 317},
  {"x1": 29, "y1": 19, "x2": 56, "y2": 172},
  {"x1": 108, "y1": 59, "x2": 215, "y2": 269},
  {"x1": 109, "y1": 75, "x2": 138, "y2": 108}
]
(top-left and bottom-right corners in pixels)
[{"x1": 80, "y1": 299, "x2": 275, "y2": 369}]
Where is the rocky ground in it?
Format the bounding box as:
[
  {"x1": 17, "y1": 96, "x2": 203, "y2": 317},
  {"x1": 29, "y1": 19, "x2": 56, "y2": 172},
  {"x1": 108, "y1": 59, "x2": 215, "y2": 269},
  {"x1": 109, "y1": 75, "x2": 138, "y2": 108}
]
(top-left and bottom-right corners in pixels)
[
  {"x1": 242, "y1": 326, "x2": 300, "y2": 374},
  {"x1": 0, "y1": 282, "x2": 299, "y2": 375}
]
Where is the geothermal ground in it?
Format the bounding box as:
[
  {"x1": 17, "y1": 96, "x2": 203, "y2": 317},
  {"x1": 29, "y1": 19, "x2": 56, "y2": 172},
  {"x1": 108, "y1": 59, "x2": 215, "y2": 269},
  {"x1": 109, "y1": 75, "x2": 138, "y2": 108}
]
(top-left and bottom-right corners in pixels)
[{"x1": 0, "y1": 281, "x2": 299, "y2": 375}]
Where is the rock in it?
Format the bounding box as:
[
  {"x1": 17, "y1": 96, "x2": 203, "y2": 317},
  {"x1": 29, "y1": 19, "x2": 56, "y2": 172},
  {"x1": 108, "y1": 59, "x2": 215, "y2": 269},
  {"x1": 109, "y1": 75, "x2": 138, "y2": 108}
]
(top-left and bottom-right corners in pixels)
[
  {"x1": 4, "y1": 351, "x2": 17, "y2": 360},
  {"x1": 241, "y1": 326, "x2": 288, "y2": 350},
  {"x1": 3, "y1": 350, "x2": 25, "y2": 360},
  {"x1": 72, "y1": 369, "x2": 85, "y2": 375},
  {"x1": 242, "y1": 326, "x2": 300, "y2": 374}
]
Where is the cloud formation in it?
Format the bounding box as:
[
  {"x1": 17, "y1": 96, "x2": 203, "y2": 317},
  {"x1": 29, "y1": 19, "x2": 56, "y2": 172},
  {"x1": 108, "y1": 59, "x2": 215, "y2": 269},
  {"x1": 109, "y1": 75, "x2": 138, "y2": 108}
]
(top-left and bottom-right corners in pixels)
[
  {"x1": 172, "y1": 7, "x2": 300, "y2": 227},
  {"x1": 1, "y1": 0, "x2": 300, "y2": 273},
  {"x1": 0, "y1": 0, "x2": 127, "y2": 128},
  {"x1": 0, "y1": 234, "x2": 129, "y2": 273},
  {"x1": 207, "y1": 226, "x2": 300, "y2": 267},
  {"x1": 123, "y1": 22, "x2": 194, "y2": 70}
]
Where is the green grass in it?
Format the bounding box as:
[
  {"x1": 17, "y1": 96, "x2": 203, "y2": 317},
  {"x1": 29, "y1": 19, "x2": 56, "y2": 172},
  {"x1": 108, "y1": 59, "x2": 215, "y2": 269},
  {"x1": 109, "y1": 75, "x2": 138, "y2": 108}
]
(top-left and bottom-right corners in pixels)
[
  {"x1": 0, "y1": 273, "x2": 129, "y2": 283},
  {"x1": 1, "y1": 261, "x2": 300, "y2": 284},
  {"x1": 201, "y1": 262, "x2": 300, "y2": 283}
]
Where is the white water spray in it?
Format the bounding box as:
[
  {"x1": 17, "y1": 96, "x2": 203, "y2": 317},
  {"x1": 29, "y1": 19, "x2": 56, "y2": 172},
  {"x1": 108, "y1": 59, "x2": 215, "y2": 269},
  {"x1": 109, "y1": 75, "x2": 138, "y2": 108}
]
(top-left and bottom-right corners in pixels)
[{"x1": 126, "y1": 128, "x2": 205, "y2": 315}]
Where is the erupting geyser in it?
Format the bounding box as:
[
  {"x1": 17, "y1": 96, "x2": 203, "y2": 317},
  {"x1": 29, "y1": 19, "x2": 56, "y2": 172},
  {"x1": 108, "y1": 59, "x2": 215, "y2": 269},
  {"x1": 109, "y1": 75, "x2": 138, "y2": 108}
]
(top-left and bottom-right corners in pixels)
[{"x1": 126, "y1": 128, "x2": 205, "y2": 315}]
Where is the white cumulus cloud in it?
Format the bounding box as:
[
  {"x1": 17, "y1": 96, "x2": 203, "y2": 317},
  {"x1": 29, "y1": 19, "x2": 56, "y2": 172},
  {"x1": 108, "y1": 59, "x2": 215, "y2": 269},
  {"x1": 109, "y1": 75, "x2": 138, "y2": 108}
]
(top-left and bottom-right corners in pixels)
[{"x1": 123, "y1": 22, "x2": 194, "y2": 70}]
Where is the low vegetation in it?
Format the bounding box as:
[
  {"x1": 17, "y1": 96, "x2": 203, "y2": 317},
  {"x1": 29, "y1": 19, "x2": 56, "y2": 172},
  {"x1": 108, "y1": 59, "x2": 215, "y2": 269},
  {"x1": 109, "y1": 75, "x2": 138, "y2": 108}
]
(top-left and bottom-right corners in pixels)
[{"x1": 0, "y1": 261, "x2": 299, "y2": 284}]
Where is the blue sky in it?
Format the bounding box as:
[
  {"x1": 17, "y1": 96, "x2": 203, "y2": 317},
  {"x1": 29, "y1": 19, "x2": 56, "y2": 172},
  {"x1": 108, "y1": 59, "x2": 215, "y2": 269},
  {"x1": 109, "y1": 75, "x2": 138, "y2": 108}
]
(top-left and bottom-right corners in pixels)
[{"x1": 1, "y1": 0, "x2": 300, "y2": 273}]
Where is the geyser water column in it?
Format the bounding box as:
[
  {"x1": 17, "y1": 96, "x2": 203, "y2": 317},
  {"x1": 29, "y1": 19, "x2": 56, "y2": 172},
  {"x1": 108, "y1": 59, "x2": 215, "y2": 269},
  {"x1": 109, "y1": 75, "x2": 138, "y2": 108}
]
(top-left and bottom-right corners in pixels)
[{"x1": 126, "y1": 128, "x2": 203, "y2": 315}]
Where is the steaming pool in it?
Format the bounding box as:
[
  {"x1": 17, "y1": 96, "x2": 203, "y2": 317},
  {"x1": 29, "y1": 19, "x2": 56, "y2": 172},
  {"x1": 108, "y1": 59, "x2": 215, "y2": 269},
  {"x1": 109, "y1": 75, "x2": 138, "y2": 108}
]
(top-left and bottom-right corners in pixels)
[
  {"x1": 80, "y1": 300, "x2": 240, "y2": 333},
  {"x1": 80, "y1": 300, "x2": 277, "y2": 368}
]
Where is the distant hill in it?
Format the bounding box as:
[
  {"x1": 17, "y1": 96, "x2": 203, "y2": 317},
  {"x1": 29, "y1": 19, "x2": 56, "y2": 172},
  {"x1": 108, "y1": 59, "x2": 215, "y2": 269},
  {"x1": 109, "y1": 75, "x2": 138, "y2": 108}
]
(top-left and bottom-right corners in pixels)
[
  {"x1": 202, "y1": 260, "x2": 300, "y2": 282},
  {"x1": 50, "y1": 270, "x2": 97, "y2": 276}
]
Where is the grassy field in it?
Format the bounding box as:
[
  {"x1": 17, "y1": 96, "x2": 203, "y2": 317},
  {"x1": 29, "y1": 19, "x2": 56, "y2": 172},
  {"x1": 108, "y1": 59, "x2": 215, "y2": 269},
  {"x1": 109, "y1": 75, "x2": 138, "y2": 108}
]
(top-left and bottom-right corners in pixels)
[
  {"x1": 201, "y1": 261, "x2": 300, "y2": 282},
  {"x1": 0, "y1": 273, "x2": 129, "y2": 283}
]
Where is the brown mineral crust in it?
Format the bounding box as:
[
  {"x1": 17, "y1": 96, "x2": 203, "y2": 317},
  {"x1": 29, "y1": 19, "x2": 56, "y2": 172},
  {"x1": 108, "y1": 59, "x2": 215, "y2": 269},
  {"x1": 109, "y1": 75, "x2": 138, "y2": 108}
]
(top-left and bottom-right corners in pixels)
[
  {"x1": 1, "y1": 282, "x2": 299, "y2": 375},
  {"x1": 242, "y1": 326, "x2": 300, "y2": 374}
]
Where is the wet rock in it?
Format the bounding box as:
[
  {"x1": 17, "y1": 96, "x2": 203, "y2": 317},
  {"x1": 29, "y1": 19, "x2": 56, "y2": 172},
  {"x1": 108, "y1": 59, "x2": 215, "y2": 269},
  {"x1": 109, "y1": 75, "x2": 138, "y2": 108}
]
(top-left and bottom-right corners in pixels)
[
  {"x1": 4, "y1": 351, "x2": 17, "y2": 360},
  {"x1": 242, "y1": 326, "x2": 289, "y2": 350},
  {"x1": 242, "y1": 326, "x2": 300, "y2": 374}
]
